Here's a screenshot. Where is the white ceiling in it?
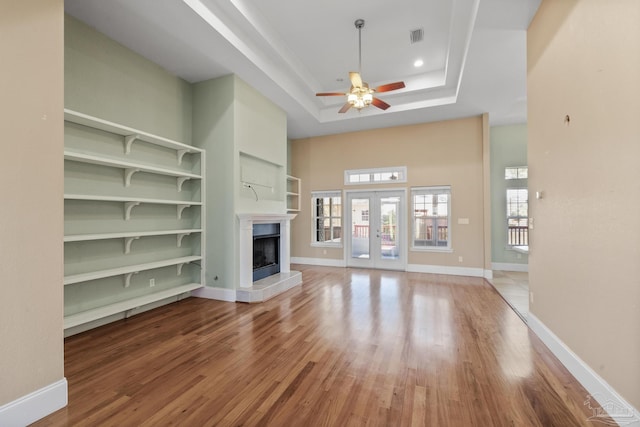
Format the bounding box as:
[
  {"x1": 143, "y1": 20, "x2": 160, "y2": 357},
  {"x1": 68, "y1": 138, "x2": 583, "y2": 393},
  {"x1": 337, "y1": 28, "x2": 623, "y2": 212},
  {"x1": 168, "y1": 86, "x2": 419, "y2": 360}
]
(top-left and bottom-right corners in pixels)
[{"x1": 64, "y1": 0, "x2": 540, "y2": 139}]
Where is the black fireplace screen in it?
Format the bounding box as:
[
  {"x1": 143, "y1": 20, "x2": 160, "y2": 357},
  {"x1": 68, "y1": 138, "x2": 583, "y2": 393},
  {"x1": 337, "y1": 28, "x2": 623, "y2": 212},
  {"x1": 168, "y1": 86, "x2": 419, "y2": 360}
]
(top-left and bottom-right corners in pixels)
[{"x1": 253, "y1": 223, "x2": 280, "y2": 281}]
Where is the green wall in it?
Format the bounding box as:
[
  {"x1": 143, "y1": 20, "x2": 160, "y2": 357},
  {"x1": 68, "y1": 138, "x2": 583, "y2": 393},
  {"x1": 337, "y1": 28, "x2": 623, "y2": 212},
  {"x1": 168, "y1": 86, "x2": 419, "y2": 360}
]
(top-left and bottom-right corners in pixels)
[
  {"x1": 490, "y1": 124, "x2": 528, "y2": 266},
  {"x1": 193, "y1": 75, "x2": 287, "y2": 290},
  {"x1": 193, "y1": 75, "x2": 237, "y2": 289},
  {"x1": 64, "y1": 15, "x2": 200, "y2": 329},
  {"x1": 64, "y1": 15, "x2": 193, "y2": 142}
]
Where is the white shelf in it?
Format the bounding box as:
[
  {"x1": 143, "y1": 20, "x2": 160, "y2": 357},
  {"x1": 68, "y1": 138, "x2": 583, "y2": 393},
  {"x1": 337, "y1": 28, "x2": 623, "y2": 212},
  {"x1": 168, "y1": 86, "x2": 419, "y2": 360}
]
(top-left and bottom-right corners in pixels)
[
  {"x1": 64, "y1": 255, "x2": 202, "y2": 286},
  {"x1": 64, "y1": 109, "x2": 202, "y2": 158},
  {"x1": 286, "y1": 175, "x2": 301, "y2": 213},
  {"x1": 64, "y1": 229, "x2": 202, "y2": 253},
  {"x1": 64, "y1": 194, "x2": 202, "y2": 205},
  {"x1": 65, "y1": 150, "x2": 201, "y2": 189},
  {"x1": 64, "y1": 282, "x2": 203, "y2": 329},
  {"x1": 64, "y1": 194, "x2": 202, "y2": 220},
  {"x1": 64, "y1": 229, "x2": 202, "y2": 242}
]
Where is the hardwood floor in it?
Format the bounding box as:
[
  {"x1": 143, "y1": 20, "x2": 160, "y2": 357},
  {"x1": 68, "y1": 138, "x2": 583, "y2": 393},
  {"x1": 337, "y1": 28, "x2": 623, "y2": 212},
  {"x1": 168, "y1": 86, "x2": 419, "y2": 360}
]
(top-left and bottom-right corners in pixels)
[
  {"x1": 489, "y1": 270, "x2": 530, "y2": 319},
  {"x1": 34, "y1": 266, "x2": 610, "y2": 426}
]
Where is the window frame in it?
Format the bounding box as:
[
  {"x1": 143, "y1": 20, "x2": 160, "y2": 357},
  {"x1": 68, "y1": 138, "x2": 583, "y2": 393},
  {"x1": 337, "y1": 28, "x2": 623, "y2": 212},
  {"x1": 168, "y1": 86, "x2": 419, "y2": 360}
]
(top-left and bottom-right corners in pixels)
[
  {"x1": 311, "y1": 191, "x2": 343, "y2": 247},
  {"x1": 506, "y1": 188, "x2": 529, "y2": 248},
  {"x1": 344, "y1": 166, "x2": 407, "y2": 185},
  {"x1": 505, "y1": 166, "x2": 528, "y2": 180},
  {"x1": 410, "y1": 186, "x2": 452, "y2": 252}
]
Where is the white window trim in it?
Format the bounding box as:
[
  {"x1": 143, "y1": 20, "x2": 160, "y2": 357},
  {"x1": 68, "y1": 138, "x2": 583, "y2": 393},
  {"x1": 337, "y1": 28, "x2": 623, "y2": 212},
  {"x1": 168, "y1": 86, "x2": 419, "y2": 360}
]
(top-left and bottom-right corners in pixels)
[
  {"x1": 506, "y1": 187, "x2": 528, "y2": 248},
  {"x1": 410, "y1": 186, "x2": 452, "y2": 252},
  {"x1": 311, "y1": 190, "x2": 343, "y2": 248},
  {"x1": 505, "y1": 165, "x2": 528, "y2": 180},
  {"x1": 344, "y1": 166, "x2": 407, "y2": 185}
]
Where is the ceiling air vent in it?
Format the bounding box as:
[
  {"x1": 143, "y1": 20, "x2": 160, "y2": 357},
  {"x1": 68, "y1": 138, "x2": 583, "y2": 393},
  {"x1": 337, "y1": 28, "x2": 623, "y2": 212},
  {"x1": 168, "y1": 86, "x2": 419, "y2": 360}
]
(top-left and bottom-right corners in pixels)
[{"x1": 409, "y1": 28, "x2": 424, "y2": 44}]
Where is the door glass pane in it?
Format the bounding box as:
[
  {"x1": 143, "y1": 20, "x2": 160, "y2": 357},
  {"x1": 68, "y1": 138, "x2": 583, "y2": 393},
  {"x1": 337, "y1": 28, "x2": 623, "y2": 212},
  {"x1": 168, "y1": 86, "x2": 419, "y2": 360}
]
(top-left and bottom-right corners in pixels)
[
  {"x1": 380, "y1": 197, "x2": 400, "y2": 260},
  {"x1": 351, "y1": 198, "x2": 370, "y2": 259}
]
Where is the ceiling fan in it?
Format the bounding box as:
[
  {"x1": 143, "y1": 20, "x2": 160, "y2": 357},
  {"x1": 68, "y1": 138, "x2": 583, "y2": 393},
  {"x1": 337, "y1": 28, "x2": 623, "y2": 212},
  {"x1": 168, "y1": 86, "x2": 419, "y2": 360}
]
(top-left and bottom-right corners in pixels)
[{"x1": 316, "y1": 19, "x2": 405, "y2": 114}]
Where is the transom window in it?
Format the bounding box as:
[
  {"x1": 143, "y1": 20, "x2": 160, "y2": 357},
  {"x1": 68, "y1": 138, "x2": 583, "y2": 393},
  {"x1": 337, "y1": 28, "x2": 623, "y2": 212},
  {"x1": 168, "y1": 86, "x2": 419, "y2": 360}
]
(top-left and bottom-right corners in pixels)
[
  {"x1": 311, "y1": 191, "x2": 342, "y2": 246},
  {"x1": 345, "y1": 167, "x2": 407, "y2": 185},
  {"x1": 411, "y1": 186, "x2": 451, "y2": 250},
  {"x1": 505, "y1": 166, "x2": 528, "y2": 180}
]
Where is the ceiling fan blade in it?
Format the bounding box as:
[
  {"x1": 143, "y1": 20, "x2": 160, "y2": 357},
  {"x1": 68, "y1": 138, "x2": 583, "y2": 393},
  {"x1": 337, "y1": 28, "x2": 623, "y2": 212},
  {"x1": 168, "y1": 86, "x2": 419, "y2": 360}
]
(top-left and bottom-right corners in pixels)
[
  {"x1": 349, "y1": 72, "x2": 363, "y2": 88},
  {"x1": 316, "y1": 92, "x2": 346, "y2": 97},
  {"x1": 338, "y1": 103, "x2": 353, "y2": 113},
  {"x1": 372, "y1": 97, "x2": 390, "y2": 110},
  {"x1": 375, "y1": 81, "x2": 405, "y2": 93}
]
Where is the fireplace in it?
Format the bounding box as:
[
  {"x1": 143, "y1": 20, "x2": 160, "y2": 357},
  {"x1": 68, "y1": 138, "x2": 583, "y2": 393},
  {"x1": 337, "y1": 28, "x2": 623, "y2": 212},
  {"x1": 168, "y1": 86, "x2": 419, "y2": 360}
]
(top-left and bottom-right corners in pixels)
[
  {"x1": 253, "y1": 223, "x2": 280, "y2": 281},
  {"x1": 236, "y1": 213, "x2": 301, "y2": 302}
]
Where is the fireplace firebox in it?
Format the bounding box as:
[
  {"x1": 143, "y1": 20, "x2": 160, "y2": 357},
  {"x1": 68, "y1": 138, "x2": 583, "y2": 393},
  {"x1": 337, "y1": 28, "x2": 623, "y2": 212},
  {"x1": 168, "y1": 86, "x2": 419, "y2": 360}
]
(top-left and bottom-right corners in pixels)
[{"x1": 253, "y1": 223, "x2": 280, "y2": 281}]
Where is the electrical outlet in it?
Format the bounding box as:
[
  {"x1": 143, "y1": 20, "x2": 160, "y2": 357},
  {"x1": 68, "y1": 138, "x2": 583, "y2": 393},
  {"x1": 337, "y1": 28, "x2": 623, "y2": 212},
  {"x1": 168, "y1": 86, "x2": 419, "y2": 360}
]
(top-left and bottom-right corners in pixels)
[
  {"x1": 529, "y1": 291, "x2": 534, "y2": 304},
  {"x1": 149, "y1": 278, "x2": 155, "y2": 287},
  {"x1": 458, "y1": 256, "x2": 463, "y2": 263}
]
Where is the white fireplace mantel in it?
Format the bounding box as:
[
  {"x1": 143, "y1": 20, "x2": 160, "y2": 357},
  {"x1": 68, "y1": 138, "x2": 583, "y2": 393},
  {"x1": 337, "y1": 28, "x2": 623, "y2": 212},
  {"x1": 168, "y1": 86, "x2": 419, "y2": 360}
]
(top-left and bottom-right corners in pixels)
[{"x1": 237, "y1": 213, "x2": 297, "y2": 289}]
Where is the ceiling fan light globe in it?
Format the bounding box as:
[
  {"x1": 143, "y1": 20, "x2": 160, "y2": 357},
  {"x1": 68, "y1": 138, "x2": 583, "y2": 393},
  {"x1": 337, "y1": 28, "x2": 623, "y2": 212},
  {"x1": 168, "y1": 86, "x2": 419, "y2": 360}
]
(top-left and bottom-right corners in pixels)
[
  {"x1": 363, "y1": 93, "x2": 373, "y2": 104},
  {"x1": 347, "y1": 93, "x2": 358, "y2": 105}
]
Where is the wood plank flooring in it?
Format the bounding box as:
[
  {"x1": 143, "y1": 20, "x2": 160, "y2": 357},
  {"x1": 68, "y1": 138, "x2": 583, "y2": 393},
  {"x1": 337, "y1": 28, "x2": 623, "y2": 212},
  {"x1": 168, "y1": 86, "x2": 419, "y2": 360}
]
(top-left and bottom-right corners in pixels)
[{"x1": 33, "y1": 265, "x2": 611, "y2": 426}]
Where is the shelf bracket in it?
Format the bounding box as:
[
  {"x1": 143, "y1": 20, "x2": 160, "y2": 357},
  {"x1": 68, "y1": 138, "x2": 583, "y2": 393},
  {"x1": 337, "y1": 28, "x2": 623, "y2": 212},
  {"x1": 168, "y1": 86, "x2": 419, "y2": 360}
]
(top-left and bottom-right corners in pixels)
[
  {"x1": 124, "y1": 168, "x2": 140, "y2": 187},
  {"x1": 124, "y1": 236, "x2": 140, "y2": 254},
  {"x1": 177, "y1": 149, "x2": 189, "y2": 165},
  {"x1": 124, "y1": 201, "x2": 140, "y2": 220},
  {"x1": 177, "y1": 204, "x2": 191, "y2": 219},
  {"x1": 177, "y1": 176, "x2": 190, "y2": 192},
  {"x1": 124, "y1": 134, "x2": 139, "y2": 154},
  {"x1": 176, "y1": 233, "x2": 191, "y2": 248},
  {"x1": 124, "y1": 271, "x2": 138, "y2": 288},
  {"x1": 177, "y1": 263, "x2": 186, "y2": 276}
]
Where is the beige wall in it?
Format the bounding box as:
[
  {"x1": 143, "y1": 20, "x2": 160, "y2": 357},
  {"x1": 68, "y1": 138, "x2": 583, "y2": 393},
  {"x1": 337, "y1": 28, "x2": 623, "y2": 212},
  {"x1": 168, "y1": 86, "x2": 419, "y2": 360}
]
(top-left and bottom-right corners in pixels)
[
  {"x1": 528, "y1": 0, "x2": 640, "y2": 409},
  {"x1": 291, "y1": 116, "x2": 486, "y2": 269},
  {"x1": 0, "y1": 0, "x2": 65, "y2": 405}
]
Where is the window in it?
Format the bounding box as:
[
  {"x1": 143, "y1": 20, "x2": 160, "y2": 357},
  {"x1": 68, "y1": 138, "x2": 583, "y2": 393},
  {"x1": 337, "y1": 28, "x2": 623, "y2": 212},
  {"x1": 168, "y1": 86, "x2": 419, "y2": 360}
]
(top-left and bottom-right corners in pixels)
[
  {"x1": 505, "y1": 166, "x2": 528, "y2": 180},
  {"x1": 506, "y1": 188, "x2": 528, "y2": 246},
  {"x1": 345, "y1": 166, "x2": 407, "y2": 185},
  {"x1": 361, "y1": 209, "x2": 369, "y2": 221},
  {"x1": 412, "y1": 186, "x2": 451, "y2": 250},
  {"x1": 312, "y1": 191, "x2": 342, "y2": 246}
]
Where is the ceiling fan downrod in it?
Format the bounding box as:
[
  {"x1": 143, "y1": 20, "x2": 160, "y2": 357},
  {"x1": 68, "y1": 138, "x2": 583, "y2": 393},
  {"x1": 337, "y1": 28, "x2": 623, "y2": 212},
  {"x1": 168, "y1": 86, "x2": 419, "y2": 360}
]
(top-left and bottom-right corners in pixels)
[{"x1": 355, "y1": 19, "x2": 364, "y2": 74}]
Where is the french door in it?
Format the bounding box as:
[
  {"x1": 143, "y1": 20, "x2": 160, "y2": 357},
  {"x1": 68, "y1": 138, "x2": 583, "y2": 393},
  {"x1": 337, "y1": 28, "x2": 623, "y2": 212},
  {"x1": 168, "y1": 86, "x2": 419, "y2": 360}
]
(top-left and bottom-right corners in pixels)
[{"x1": 346, "y1": 190, "x2": 406, "y2": 270}]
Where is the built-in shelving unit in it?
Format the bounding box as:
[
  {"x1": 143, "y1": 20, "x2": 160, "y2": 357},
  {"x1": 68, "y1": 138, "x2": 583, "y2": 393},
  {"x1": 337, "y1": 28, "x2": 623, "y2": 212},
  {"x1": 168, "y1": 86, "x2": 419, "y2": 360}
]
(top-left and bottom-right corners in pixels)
[
  {"x1": 286, "y1": 175, "x2": 301, "y2": 212},
  {"x1": 63, "y1": 109, "x2": 205, "y2": 334}
]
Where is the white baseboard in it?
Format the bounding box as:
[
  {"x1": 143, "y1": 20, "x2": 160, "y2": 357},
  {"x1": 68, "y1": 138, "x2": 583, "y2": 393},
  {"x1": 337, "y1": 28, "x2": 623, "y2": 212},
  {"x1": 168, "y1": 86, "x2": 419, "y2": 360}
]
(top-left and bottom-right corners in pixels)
[
  {"x1": 291, "y1": 257, "x2": 346, "y2": 267},
  {"x1": 292, "y1": 259, "x2": 492, "y2": 280},
  {"x1": 492, "y1": 262, "x2": 529, "y2": 272},
  {"x1": 528, "y1": 314, "x2": 640, "y2": 426},
  {"x1": 0, "y1": 378, "x2": 67, "y2": 427},
  {"x1": 192, "y1": 286, "x2": 236, "y2": 302},
  {"x1": 406, "y1": 264, "x2": 486, "y2": 278}
]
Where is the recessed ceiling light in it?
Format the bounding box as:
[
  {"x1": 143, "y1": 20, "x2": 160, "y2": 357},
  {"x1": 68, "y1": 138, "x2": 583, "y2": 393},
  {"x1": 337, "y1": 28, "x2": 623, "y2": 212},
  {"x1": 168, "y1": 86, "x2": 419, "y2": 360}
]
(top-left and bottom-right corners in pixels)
[{"x1": 414, "y1": 59, "x2": 424, "y2": 68}]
